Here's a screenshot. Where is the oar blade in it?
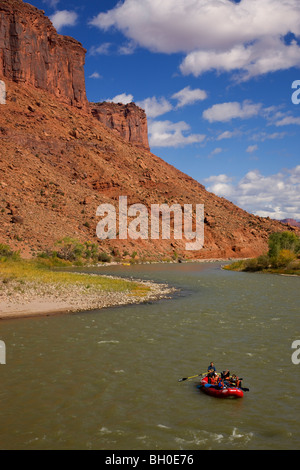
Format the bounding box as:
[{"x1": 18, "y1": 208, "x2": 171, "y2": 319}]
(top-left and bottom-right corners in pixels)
[{"x1": 178, "y1": 373, "x2": 204, "y2": 382}]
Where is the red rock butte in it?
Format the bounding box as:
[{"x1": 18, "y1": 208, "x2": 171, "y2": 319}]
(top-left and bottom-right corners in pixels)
[
  {"x1": 0, "y1": 0, "x2": 298, "y2": 260},
  {"x1": 91, "y1": 102, "x2": 150, "y2": 152}
]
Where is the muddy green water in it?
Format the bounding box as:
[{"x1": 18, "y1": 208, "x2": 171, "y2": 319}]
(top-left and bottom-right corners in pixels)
[{"x1": 0, "y1": 262, "x2": 299, "y2": 450}]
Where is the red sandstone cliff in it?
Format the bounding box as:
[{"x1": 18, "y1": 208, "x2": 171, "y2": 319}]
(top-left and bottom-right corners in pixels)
[
  {"x1": 0, "y1": 0, "x2": 88, "y2": 109},
  {"x1": 91, "y1": 102, "x2": 150, "y2": 151}
]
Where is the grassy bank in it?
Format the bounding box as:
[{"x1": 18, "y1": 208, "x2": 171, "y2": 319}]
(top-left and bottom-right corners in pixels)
[
  {"x1": 0, "y1": 246, "x2": 175, "y2": 319},
  {"x1": 223, "y1": 258, "x2": 300, "y2": 276},
  {"x1": 0, "y1": 239, "x2": 150, "y2": 295},
  {"x1": 0, "y1": 258, "x2": 148, "y2": 294}
]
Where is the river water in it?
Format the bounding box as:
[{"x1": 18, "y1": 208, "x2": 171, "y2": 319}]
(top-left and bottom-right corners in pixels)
[{"x1": 0, "y1": 262, "x2": 299, "y2": 450}]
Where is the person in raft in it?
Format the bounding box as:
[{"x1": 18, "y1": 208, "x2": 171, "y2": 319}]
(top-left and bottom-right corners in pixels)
[
  {"x1": 208, "y1": 372, "x2": 216, "y2": 384},
  {"x1": 217, "y1": 376, "x2": 225, "y2": 389},
  {"x1": 221, "y1": 370, "x2": 231, "y2": 386},
  {"x1": 208, "y1": 373, "x2": 225, "y2": 389},
  {"x1": 230, "y1": 374, "x2": 242, "y2": 388},
  {"x1": 207, "y1": 362, "x2": 216, "y2": 375}
]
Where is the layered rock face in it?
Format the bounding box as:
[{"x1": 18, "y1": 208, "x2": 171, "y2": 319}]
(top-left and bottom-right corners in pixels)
[
  {"x1": 91, "y1": 102, "x2": 150, "y2": 151},
  {"x1": 0, "y1": 0, "x2": 88, "y2": 109}
]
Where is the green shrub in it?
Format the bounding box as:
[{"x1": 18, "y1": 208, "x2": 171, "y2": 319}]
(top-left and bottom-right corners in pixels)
[
  {"x1": 0, "y1": 244, "x2": 13, "y2": 257},
  {"x1": 225, "y1": 231, "x2": 299, "y2": 274},
  {"x1": 256, "y1": 254, "x2": 270, "y2": 270},
  {"x1": 277, "y1": 249, "x2": 296, "y2": 268},
  {"x1": 55, "y1": 237, "x2": 84, "y2": 262},
  {"x1": 0, "y1": 244, "x2": 20, "y2": 260},
  {"x1": 268, "y1": 232, "x2": 300, "y2": 261},
  {"x1": 244, "y1": 258, "x2": 260, "y2": 272},
  {"x1": 268, "y1": 232, "x2": 300, "y2": 268},
  {"x1": 83, "y1": 242, "x2": 99, "y2": 262},
  {"x1": 98, "y1": 252, "x2": 112, "y2": 263}
]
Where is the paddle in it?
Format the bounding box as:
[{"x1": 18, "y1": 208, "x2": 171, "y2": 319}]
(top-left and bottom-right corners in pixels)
[
  {"x1": 178, "y1": 372, "x2": 209, "y2": 382},
  {"x1": 178, "y1": 374, "x2": 200, "y2": 382}
]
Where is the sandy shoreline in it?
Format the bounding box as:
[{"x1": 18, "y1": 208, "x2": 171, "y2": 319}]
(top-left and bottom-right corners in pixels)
[
  {"x1": 0, "y1": 258, "x2": 236, "y2": 321},
  {"x1": 0, "y1": 276, "x2": 176, "y2": 321}
]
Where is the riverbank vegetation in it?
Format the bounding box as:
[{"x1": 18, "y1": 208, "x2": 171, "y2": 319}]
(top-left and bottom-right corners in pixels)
[
  {"x1": 224, "y1": 231, "x2": 300, "y2": 275},
  {"x1": 0, "y1": 241, "x2": 150, "y2": 293},
  {"x1": 36, "y1": 237, "x2": 112, "y2": 265},
  {"x1": 0, "y1": 241, "x2": 177, "y2": 319}
]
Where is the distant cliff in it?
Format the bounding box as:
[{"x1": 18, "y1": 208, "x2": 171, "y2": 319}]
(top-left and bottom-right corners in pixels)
[
  {"x1": 91, "y1": 102, "x2": 150, "y2": 151},
  {"x1": 0, "y1": 0, "x2": 88, "y2": 109},
  {"x1": 281, "y1": 218, "x2": 300, "y2": 228}
]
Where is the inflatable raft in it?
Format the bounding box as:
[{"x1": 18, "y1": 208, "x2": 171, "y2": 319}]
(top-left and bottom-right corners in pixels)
[{"x1": 198, "y1": 376, "x2": 244, "y2": 399}]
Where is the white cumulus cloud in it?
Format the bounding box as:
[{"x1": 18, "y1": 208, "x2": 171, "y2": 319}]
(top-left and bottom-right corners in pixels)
[
  {"x1": 246, "y1": 145, "x2": 258, "y2": 154},
  {"x1": 137, "y1": 86, "x2": 208, "y2": 118},
  {"x1": 180, "y1": 36, "x2": 300, "y2": 81},
  {"x1": 149, "y1": 120, "x2": 205, "y2": 148},
  {"x1": 89, "y1": 72, "x2": 102, "y2": 79},
  {"x1": 43, "y1": 0, "x2": 60, "y2": 9},
  {"x1": 106, "y1": 93, "x2": 134, "y2": 105},
  {"x1": 203, "y1": 101, "x2": 262, "y2": 123},
  {"x1": 89, "y1": 43, "x2": 112, "y2": 56},
  {"x1": 275, "y1": 116, "x2": 300, "y2": 127},
  {"x1": 172, "y1": 86, "x2": 207, "y2": 108},
  {"x1": 50, "y1": 10, "x2": 78, "y2": 30},
  {"x1": 204, "y1": 166, "x2": 300, "y2": 220},
  {"x1": 136, "y1": 97, "x2": 173, "y2": 118},
  {"x1": 90, "y1": 0, "x2": 300, "y2": 80},
  {"x1": 217, "y1": 130, "x2": 240, "y2": 141}
]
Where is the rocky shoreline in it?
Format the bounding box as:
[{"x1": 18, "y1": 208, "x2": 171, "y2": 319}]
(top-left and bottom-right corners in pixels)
[{"x1": 0, "y1": 276, "x2": 176, "y2": 321}]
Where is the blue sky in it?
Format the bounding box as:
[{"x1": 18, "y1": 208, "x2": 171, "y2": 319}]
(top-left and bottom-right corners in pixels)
[{"x1": 30, "y1": 0, "x2": 300, "y2": 220}]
